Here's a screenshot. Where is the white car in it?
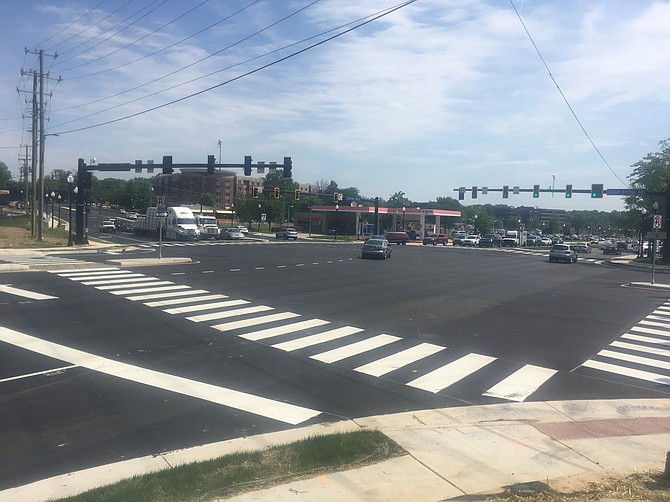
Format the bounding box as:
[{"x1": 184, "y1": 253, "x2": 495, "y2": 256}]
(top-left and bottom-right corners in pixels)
[
  {"x1": 276, "y1": 228, "x2": 298, "y2": 240},
  {"x1": 222, "y1": 228, "x2": 244, "y2": 240},
  {"x1": 462, "y1": 234, "x2": 480, "y2": 246},
  {"x1": 233, "y1": 225, "x2": 249, "y2": 234}
]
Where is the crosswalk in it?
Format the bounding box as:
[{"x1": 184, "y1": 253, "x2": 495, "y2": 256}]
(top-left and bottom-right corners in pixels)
[
  {"x1": 0, "y1": 254, "x2": 99, "y2": 268},
  {"x1": 50, "y1": 266, "x2": 560, "y2": 403},
  {"x1": 579, "y1": 302, "x2": 670, "y2": 386}
]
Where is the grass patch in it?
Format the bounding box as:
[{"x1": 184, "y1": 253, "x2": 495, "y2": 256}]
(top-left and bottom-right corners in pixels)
[
  {"x1": 0, "y1": 214, "x2": 72, "y2": 248},
  {"x1": 55, "y1": 430, "x2": 405, "y2": 502}
]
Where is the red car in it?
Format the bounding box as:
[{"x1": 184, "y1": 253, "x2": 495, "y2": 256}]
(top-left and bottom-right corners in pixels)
[
  {"x1": 423, "y1": 234, "x2": 449, "y2": 245},
  {"x1": 385, "y1": 232, "x2": 410, "y2": 245}
]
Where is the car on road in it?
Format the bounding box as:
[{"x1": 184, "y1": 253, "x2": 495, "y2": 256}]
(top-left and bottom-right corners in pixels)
[
  {"x1": 572, "y1": 242, "x2": 592, "y2": 253},
  {"x1": 99, "y1": 220, "x2": 116, "y2": 233},
  {"x1": 233, "y1": 225, "x2": 249, "y2": 234},
  {"x1": 222, "y1": 228, "x2": 245, "y2": 240},
  {"x1": 385, "y1": 232, "x2": 409, "y2": 245},
  {"x1": 361, "y1": 238, "x2": 392, "y2": 259},
  {"x1": 422, "y1": 234, "x2": 449, "y2": 245},
  {"x1": 478, "y1": 233, "x2": 502, "y2": 248},
  {"x1": 540, "y1": 236, "x2": 552, "y2": 246},
  {"x1": 549, "y1": 243, "x2": 578, "y2": 263},
  {"x1": 276, "y1": 228, "x2": 299, "y2": 240},
  {"x1": 501, "y1": 237, "x2": 517, "y2": 247},
  {"x1": 462, "y1": 234, "x2": 480, "y2": 246},
  {"x1": 452, "y1": 230, "x2": 467, "y2": 245},
  {"x1": 602, "y1": 242, "x2": 622, "y2": 255}
]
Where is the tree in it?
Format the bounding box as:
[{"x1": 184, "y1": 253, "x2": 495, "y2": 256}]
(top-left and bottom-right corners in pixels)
[
  {"x1": 0, "y1": 162, "x2": 11, "y2": 186},
  {"x1": 626, "y1": 138, "x2": 670, "y2": 213},
  {"x1": 387, "y1": 191, "x2": 406, "y2": 208}
]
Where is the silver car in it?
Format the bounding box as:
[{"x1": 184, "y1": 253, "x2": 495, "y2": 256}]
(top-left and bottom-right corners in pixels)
[
  {"x1": 276, "y1": 228, "x2": 298, "y2": 240},
  {"x1": 222, "y1": 228, "x2": 245, "y2": 240},
  {"x1": 362, "y1": 238, "x2": 392, "y2": 259}
]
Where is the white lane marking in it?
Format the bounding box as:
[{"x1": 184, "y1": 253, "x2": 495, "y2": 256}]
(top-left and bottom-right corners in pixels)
[
  {"x1": 58, "y1": 270, "x2": 126, "y2": 277},
  {"x1": 0, "y1": 284, "x2": 57, "y2": 300},
  {"x1": 630, "y1": 326, "x2": 670, "y2": 337},
  {"x1": 622, "y1": 332, "x2": 670, "y2": 345},
  {"x1": 144, "y1": 294, "x2": 227, "y2": 308},
  {"x1": 311, "y1": 335, "x2": 401, "y2": 364},
  {"x1": 240, "y1": 319, "x2": 331, "y2": 341},
  {"x1": 81, "y1": 277, "x2": 157, "y2": 286},
  {"x1": 211, "y1": 312, "x2": 301, "y2": 332},
  {"x1": 639, "y1": 319, "x2": 670, "y2": 329},
  {"x1": 186, "y1": 305, "x2": 274, "y2": 323},
  {"x1": 598, "y1": 349, "x2": 670, "y2": 370},
  {"x1": 407, "y1": 353, "x2": 496, "y2": 393},
  {"x1": 99, "y1": 281, "x2": 173, "y2": 291},
  {"x1": 111, "y1": 284, "x2": 189, "y2": 296},
  {"x1": 171, "y1": 272, "x2": 186, "y2": 276},
  {"x1": 354, "y1": 343, "x2": 445, "y2": 377},
  {"x1": 0, "y1": 326, "x2": 320, "y2": 425},
  {"x1": 611, "y1": 340, "x2": 670, "y2": 357},
  {"x1": 164, "y1": 299, "x2": 249, "y2": 315},
  {"x1": 50, "y1": 267, "x2": 118, "y2": 274},
  {"x1": 126, "y1": 288, "x2": 208, "y2": 301},
  {"x1": 483, "y1": 365, "x2": 557, "y2": 402},
  {"x1": 69, "y1": 273, "x2": 144, "y2": 282},
  {"x1": 273, "y1": 326, "x2": 363, "y2": 352},
  {"x1": 582, "y1": 359, "x2": 670, "y2": 385},
  {"x1": 0, "y1": 365, "x2": 78, "y2": 383}
]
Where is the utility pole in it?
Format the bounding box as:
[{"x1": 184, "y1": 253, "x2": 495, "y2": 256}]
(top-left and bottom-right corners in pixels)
[{"x1": 21, "y1": 48, "x2": 58, "y2": 240}]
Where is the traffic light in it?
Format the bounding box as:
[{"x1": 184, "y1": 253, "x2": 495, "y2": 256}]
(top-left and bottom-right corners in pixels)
[
  {"x1": 244, "y1": 155, "x2": 252, "y2": 176},
  {"x1": 565, "y1": 184, "x2": 573, "y2": 198},
  {"x1": 471, "y1": 186, "x2": 477, "y2": 199},
  {"x1": 283, "y1": 156, "x2": 292, "y2": 178},
  {"x1": 333, "y1": 192, "x2": 340, "y2": 202},
  {"x1": 207, "y1": 154, "x2": 215, "y2": 174},
  {"x1": 502, "y1": 185, "x2": 509, "y2": 199},
  {"x1": 274, "y1": 187, "x2": 280, "y2": 199},
  {"x1": 252, "y1": 186, "x2": 259, "y2": 198},
  {"x1": 294, "y1": 188, "x2": 301, "y2": 200},
  {"x1": 458, "y1": 187, "x2": 465, "y2": 201},
  {"x1": 162, "y1": 155, "x2": 173, "y2": 174},
  {"x1": 591, "y1": 183, "x2": 603, "y2": 198},
  {"x1": 533, "y1": 184, "x2": 540, "y2": 198},
  {"x1": 81, "y1": 171, "x2": 92, "y2": 189}
]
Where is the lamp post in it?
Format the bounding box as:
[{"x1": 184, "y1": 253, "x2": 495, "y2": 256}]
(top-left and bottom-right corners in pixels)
[
  {"x1": 57, "y1": 194, "x2": 62, "y2": 227},
  {"x1": 334, "y1": 204, "x2": 339, "y2": 240},
  {"x1": 402, "y1": 206, "x2": 406, "y2": 231},
  {"x1": 67, "y1": 174, "x2": 74, "y2": 246},
  {"x1": 217, "y1": 139, "x2": 222, "y2": 165},
  {"x1": 652, "y1": 201, "x2": 659, "y2": 284},
  {"x1": 50, "y1": 191, "x2": 55, "y2": 228},
  {"x1": 640, "y1": 208, "x2": 647, "y2": 258},
  {"x1": 258, "y1": 203, "x2": 262, "y2": 233}
]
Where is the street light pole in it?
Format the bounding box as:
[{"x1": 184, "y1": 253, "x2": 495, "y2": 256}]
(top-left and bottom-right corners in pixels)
[
  {"x1": 67, "y1": 174, "x2": 74, "y2": 246},
  {"x1": 640, "y1": 208, "x2": 647, "y2": 259},
  {"x1": 57, "y1": 194, "x2": 61, "y2": 227},
  {"x1": 335, "y1": 204, "x2": 339, "y2": 240},
  {"x1": 652, "y1": 201, "x2": 659, "y2": 284},
  {"x1": 258, "y1": 203, "x2": 262, "y2": 233},
  {"x1": 50, "y1": 190, "x2": 55, "y2": 228},
  {"x1": 402, "y1": 206, "x2": 406, "y2": 231}
]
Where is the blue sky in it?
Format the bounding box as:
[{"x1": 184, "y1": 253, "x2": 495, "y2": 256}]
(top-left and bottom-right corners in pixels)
[{"x1": 1, "y1": 0, "x2": 669, "y2": 211}]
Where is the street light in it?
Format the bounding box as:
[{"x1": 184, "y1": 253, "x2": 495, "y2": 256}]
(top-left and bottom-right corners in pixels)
[
  {"x1": 50, "y1": 191, "x2": 55, "y2": 228},
  {"x1": 402, "y1": 206, "x2": 406, "y2": 231},
  {"x1": 258, "y1": 203, "x2": 262, "y2": 233},
  {"x1": 57, "y1": 194, "x2": 62, "y2": 227},
  {"x1": 652, "y1": 201, "x2": 659, "y2": 284},
  {"x1": 67, "y1": 174, "x2": 74, "y2": 246},
  {"x1": 640, "y1": 208, "x2": 648, "y2": 258},
  {"x1": 217, "y1": 139, "x2": 222, "y2": 165}
]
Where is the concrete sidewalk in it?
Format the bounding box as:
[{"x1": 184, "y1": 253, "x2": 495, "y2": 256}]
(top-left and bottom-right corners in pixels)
[{"x1": 3, "y1": 399, "x2": 670, "y2": 501}]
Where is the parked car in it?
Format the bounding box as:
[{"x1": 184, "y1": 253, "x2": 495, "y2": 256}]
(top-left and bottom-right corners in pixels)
[
  {"x1": 501, "y1": 237, "x2": 517, "y2": 247},
  {"x1": 478, "y1": 233, "x2": 502, "y2": 248},
  {"x1": 462, "y1": 234, "x2": 480, "y2": 246},
  {"x1": 361, "y1": 238, "x2": 392, "y2": 259},
  {"x1": 233, "y1": 225, "x2": 249, "y2": 234},
  {"x1": 572, "y1": 242, "x2": 592, "y2": 253},
  {"x1": 98, "y1": 220, "x2": 116, "y2": 233},
  {"x1": 602, "y1": 243, "x2": 622, "y2": 255},
  {"x1": 422, "y1": 234, "x2": 449, "y2": 246},
  {"x1": 452, "y1": 230, "x2": 467, "y2": 245},
  {"x1": 385, "y1": 232, "x2": 409, "y2": 245},
  {"x1": 276, "y1": 228, "x2": 298, "y2": 240},
  {"x1": 540, "y1": 236, "x2": 552, "y2": 246},
  {"x1": 549, "y1": 244, "x2": 578, "y2": 263},
  {"x1": 222, "y1": 228, "x2": 245, "y2": 240}
]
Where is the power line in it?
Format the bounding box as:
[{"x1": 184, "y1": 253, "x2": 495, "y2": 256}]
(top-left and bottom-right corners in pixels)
[
  {"x1": 508, "y1": 0, "x2": 628, "y2": 187},
  {"x1": 37, "y1": 0, "x2": 110, "y2": 49},
  {"x1": 51, "y1": 0, "x2": 419, "y2": 136}
]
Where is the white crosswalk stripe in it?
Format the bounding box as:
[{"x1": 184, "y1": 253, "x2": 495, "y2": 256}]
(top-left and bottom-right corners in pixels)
[
  {"x1": 53, "y1": 267, "x2": 561, "y2": 402},
  {"x1": 577, "y1": 299, "x2": 670, "y2": 386}
]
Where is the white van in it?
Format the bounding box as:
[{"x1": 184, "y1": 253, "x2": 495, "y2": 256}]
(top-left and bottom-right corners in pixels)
[{"x1": 165, "y1": 207, "x2": 200, "y2": 240}]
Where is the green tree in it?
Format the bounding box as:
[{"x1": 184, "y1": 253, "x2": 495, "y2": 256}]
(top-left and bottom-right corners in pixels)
[
  {"x1": 387, "y1": 191, "x2": 406, "y2": 208},
  {"x1": 626, "y1": 138, "x2": 670, "y2": 214},
  {"x1": 0, "y1": 162, "x2": 11, "y2": 186}
]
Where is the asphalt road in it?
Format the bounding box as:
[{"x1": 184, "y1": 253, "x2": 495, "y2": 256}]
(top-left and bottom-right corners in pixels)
[{"x1": 2, "y1": 239, "x2": 669, "y2": 489}]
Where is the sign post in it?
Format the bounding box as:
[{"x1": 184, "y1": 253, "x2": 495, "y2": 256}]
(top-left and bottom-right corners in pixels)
[
  {"x1": 652, "y1": 215, "x2": 663, "y2": 284},
  {"x1": 156, "y1": 196, "x2": 167, "y2": 259}
]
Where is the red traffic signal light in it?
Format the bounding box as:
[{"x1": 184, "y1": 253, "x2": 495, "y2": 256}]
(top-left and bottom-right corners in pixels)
[{"x1": 274, "y1": 187, "x2": 280, "y2": 199}]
